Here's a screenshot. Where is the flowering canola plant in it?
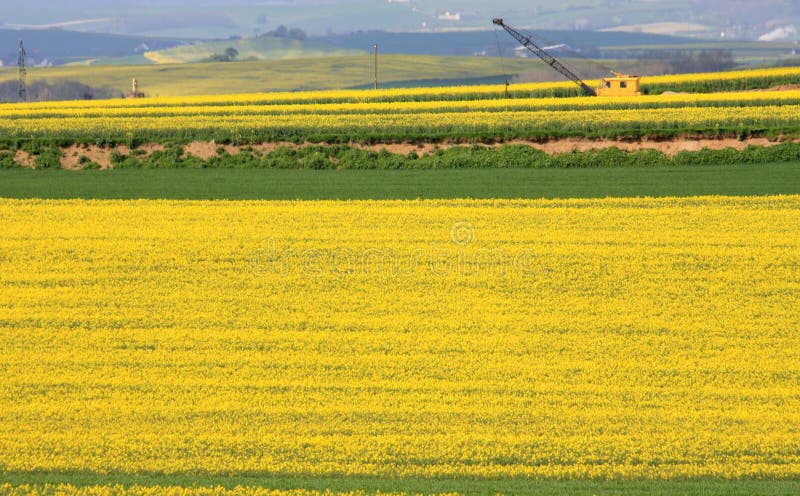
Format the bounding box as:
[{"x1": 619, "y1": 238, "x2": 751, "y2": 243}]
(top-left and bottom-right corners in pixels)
[
  {"x1": 1, "y1": 103, "x2": 798, "y2": 141},
  {"x1": 1, "y1": 66, "x2": 800, "y2": 142},
  {"x1": 1, "y1": 65, "x2": 799, "y2": 110},
  {"x1": 0, "y1": 484, "x2": 459, "y2": 496},
  {"x1": 0, "y1": 197, "x2": 799, "y2": 484},
  {"x1": 2, "y1": 90, "x2": 799, "y2": 118}
]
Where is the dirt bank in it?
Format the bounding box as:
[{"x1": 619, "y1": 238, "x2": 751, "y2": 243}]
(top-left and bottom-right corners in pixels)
[
  {"x1": 182, "y1": 141, "x2": 239, "y2": 160},
  {"x1": 353, "y1": 137, "x2": 795, "y2": 157},
  {"x1": 752, "y1": 84, "x2": 800, "y2": 92},
  {"x1": 5, "y1": 136, "x2": 798, "y2": 170},
  {"x1": 60, "y1": 144, "x2": 131, "y2": 170}
]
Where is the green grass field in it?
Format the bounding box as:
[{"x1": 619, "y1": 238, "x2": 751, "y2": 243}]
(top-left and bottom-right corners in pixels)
[
  {"x1": 2, "y1": 162, "x2": 798, "y2": 200},
  {"x1": 2, "y1": 471, "x2": 799, "y2": 496},
  {"x1": 0, "y1": 55, "x2": 536, "y2": 96},
  {"x1": 145, "y1": 36, "x2": 362, "y2": 64}
]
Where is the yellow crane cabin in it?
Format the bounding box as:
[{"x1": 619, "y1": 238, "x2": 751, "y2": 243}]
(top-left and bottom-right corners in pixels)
[{"x1": 596, "y1": 73, "x2": 642, "y2": 97}]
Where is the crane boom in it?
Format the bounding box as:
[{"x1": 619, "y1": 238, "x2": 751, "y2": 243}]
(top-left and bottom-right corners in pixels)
[{"x1": 493, "y1": 18, "x2": 596, "y2": 96}]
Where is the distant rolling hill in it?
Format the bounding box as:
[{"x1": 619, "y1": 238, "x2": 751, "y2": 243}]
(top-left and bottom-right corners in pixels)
[
  {"x1": 144, "y1": 35, "x2": 363, "y2": 64},
  {"x1": 0, "y1": 28, "x2": 186, "y2": 66},
  {"x1": 0, "y1": 55, "x2": 541, "y2": 97},
  {"x1": 318, "y1": 29, "x2": 698, "y2": 58}
]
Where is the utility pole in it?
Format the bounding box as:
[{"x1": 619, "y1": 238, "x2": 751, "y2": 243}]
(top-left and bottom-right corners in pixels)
[
  {"x1": 373, "y1": 43, "x2": 378, "y2": 90},
  {"x1": 18, "y1": 40, "x2": 27, "y2": 103}
]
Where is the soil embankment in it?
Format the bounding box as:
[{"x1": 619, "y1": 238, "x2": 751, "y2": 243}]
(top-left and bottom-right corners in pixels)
[{"x1": 6, "y1": 136, "x2": 798, "y2": 170}]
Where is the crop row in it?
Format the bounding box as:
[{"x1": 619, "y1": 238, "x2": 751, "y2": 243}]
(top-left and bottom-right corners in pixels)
[
  {"x1": 2, "y1": 67, "x2": 799, "y2": 110},
  {"x1": 2, "y1": 90, "x2": 799, "y2": 120},
  {"x1": 0, "y1": 485, "x2": 416, "y2": 496},
  {"x1": 2, "y1": 104, "x2": 798, "y2": 143}
]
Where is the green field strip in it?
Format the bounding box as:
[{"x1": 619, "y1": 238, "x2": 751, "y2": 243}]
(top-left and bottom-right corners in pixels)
[
  {"x1": 2, "y1": 162, "x2": 799, "y2": 200},
  {"x1": 2, "y1": 471, "x2": 799, "y2": 496},
  {"x1": 0, "y1": 55, "x2": 537, "y2": 97}
]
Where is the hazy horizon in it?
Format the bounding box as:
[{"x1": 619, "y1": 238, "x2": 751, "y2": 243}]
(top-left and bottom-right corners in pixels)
[{"x1": 1, "y1": 0, "x2": 798, "y2": 40}]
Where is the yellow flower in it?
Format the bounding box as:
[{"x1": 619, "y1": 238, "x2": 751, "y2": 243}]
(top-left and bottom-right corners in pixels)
[{"x1": 0, "y1": 197, "x2": 798, "y2": 480}]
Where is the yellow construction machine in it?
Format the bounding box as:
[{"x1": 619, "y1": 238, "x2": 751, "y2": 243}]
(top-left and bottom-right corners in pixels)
[{"x1": 493, "y1": 18, "x2": 642, "y2": 97}]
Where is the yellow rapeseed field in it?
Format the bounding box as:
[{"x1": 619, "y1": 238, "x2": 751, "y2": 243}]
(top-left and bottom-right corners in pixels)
[
  {"x1": 3, "y1": 89, "x2": 799, "y2": 116},
  {"x1": 1, "y1": 197, "x2": 799, "y2": 482},
  {"x1": 2, "y1": 89, "x2": 798, "y2": 141},
  {"x1": 1, "y1": 104, "x2": 797, "y2": 139},
  {"x1": 0, "y1": 485, "x2": 453, "y2": 496},
  {"x1": 1, "y1": 65, "x2": 798, "y2": 110},
  {"x1": 2, "y1": 66, "x2": 799, "y2": 142}
]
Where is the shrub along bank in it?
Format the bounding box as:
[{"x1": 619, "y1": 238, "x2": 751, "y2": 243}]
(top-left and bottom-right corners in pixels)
[{"x1": 3, "y1": 142, "x2": 800, "y2": 171}]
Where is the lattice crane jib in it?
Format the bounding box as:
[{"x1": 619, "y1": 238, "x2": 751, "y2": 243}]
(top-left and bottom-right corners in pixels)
[{"x1": 492, "y1": 18, "x2": 596, "y2": 97}]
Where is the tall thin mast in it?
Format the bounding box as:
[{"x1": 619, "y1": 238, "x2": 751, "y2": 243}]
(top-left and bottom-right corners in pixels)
[{"x1": 18, "y1": 40, "x2": 27, "y2": 103}]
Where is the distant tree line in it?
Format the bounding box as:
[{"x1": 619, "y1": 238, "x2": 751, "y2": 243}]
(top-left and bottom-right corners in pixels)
[
  {"x1": 204, "y1": 24, "x2": 308, "y2": 63},
  {"x1": 262, "y1": 25, "x2": 307, "y2": 41},
  {"x1": 206, "y1": 47, "x2": 240, "y2": 62},
  {"x1": 638, "y1": 49, "x2": 736, "y2": 74},
  {"x1": 0, "y1": 80, "x2": 113, "y2": 103}
]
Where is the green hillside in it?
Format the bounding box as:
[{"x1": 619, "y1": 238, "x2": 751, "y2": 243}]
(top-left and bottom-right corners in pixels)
[
  {"x1": 0, "y1": 55, "x2": 537, "y2": 96},
  {"x1": 145, "y1": 35, "x2": 363, "y2": 64},
  {"x1": 0, "y1": 28, "x2": 184, "y2": 66}
]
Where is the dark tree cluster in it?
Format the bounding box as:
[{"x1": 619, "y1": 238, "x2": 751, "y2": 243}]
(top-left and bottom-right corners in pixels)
[
  {"x1": 638, "y1": 49, "x2": 736, "y2": 74},
  {"x1": 262, "y1": 25, "x2": 307, "y2": 41},
  {"x1": 206, "y1": 47, "x2": 240, "y2": 62}
]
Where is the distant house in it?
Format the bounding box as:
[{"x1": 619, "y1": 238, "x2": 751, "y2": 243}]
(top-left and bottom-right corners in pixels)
[
  {"x1": 438, "y1": 11, "x2": 461, "y2": 21},
  {"x1": 513, "y1": 46, "x2": 529, "y2": 58}
]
